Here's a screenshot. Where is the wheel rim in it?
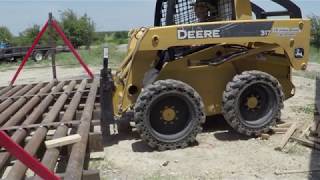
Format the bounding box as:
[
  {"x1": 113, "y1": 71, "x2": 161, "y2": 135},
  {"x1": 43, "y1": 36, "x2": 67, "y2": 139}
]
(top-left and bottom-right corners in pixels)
[
  {"x1": 238, "y1": 83, "x2": 277, "y2": 128},
  {"x1": 149, "y1": 94, "x2": 193, "y2": 137},
  {"x1": 47, "y1": 54, "x2": 53, "y2": 61},
  {"x1": 35, "y1": 53, "x2": 43, "y2": 61}
]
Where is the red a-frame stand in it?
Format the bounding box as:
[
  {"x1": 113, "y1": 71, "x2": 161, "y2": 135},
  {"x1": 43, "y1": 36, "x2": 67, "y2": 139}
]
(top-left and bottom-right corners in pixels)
[{"x1": 10, "y1": 13, "x2": 94, "y2": 85}]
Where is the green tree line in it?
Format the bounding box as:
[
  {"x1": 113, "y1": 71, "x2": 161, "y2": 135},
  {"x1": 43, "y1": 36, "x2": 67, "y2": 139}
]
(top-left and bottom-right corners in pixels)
[
  {"x1": 310, "y1": 15, "x2": 320, "y2": 50},
  {"x1": 0, "y1": 9, "x2": 96, "y2": 48}
]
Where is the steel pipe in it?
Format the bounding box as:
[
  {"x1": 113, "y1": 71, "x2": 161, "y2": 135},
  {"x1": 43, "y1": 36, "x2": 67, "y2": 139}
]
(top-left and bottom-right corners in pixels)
[
  {"x1": 64, "y1": 79, "x2": 98, "y2": 180},
  {"x1": 6, "y1": 81, "x2": 77, "y2": 179},
  {"x1": 0, "y1": 81, "x2": 65, "y2": 171}
]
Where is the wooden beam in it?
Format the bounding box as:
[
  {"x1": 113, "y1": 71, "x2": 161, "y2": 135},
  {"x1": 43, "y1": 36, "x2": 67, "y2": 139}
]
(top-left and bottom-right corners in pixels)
[
  {"x1": 275, "y1": 123, "x2": 298, "y2": 151},
  {"x1": 271, "y1": 127, "x2": 288, "y2": 133},
  {"x1": 307, "y1": 136, "x2": 320, "y2": 144},
  {"x1": 276, "y1": 123, "x2": 292, "y2": 128},
  {"x1": 275, "y1": 168, "x2": 320, "y2": 175},
  {"x1": 291, "y1": 136, "x2": 320, "y2": 150},
  {"x1": 45, "y1": 134, "x2": 82, "y2": 149}
]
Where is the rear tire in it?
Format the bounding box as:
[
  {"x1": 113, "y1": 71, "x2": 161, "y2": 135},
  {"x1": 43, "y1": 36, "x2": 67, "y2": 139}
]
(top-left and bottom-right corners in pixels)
[
  {"x1": 33, "y1": 51, "x2": 43, "y2": 62},
  {"x1": 47, "y1": 53, "x2": 53, "y2": 61},
  {"x1": 222, "y1": 71, "x2": 284, "y2": 136},
  {"x1": 134, "y1": 79, "x2": 206, "y2": 150}
]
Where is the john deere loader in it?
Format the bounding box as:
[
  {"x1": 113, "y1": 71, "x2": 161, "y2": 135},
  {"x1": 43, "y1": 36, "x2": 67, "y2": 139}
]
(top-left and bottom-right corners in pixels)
[{"x1": 100, "y1": 0, "x2": 311, "y2": 150}]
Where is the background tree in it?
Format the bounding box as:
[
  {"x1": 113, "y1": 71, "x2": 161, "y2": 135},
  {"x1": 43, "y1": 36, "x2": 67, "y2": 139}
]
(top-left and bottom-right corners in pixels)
[
  {"x1": 15, "y1": 25, "x2": 41, "y2": 46},
  {"x1": 310, "y1": 15, "x2": 320, "y2": 50},
  {"x1": 0, "y1": 26, "x2": 13, "y2": 43},
  {"x1": 60, "y1": 9, "x2": 95, "y2": 48}
]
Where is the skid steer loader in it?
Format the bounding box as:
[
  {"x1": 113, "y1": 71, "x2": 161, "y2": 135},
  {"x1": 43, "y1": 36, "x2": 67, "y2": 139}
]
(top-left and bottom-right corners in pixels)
[{"x1": 100, "y1": 0, "x2": 311, "y2": 150}]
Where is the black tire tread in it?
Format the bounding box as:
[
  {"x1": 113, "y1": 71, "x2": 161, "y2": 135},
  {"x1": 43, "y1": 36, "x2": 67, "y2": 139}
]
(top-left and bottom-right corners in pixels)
[
  {"x1": 134, "y1": 79, "x2": 206, "y2": 151},
  {"x1": 222, "y1": 70, "x2": 284, "y2": 136}
]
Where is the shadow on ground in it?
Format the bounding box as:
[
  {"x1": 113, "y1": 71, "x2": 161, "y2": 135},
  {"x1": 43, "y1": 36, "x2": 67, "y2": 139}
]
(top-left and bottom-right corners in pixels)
[
  {"x1": 101, "y1": 115, "x2": 250, "y2": 153},
  {"x1": 309, "y1": 77, "x2": 320, "y2": 180},
  {"x1": 204, "y1": 115, "x2": 251, "y2": 141}
]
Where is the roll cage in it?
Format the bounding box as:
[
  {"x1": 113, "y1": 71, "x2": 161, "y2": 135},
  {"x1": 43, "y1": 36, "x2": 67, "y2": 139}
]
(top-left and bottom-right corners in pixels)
[{"x1": 154, "y1": 0, "x2": 302, "y2": 27}]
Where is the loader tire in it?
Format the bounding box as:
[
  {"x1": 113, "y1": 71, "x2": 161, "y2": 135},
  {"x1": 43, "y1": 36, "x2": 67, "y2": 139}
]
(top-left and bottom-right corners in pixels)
[
  {"x1": 134, "y1": 79, "x2": 205, "y2": 151},
  {"x1": 222, "y1": 71, "x2": 284, "y2": 136}
]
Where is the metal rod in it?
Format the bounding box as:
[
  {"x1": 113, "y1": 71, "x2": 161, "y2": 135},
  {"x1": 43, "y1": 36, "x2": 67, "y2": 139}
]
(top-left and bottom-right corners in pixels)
[
  {"x1": 49, "y1": 13, "x2": 57, "y2": 80},
  {"x1": 0, "y1": 86, "x2": 12, "y2": 97},
  {"x1": 0, "y1": 83, "x2": 45, "y2": 126},
  {"x1": 10, "y1": 21, "x2": 49, "y2": 85},
  {"x1": 100, "y1": 47, "x2": 115, "y2": 142},
  {"x1": 0, "y1": 84, "x2": 33, "y2": 113},
  {"x1": 0, "y1": 89, "x2": 90, "y2": 102},
  {"x1": 0, "y1": 85, "x2": 24, "y2": 100},
  {"x1": 7, "y1": 81, "x2": 77, "y2": 179},
  {"x1": 0, "y1": 120, "x2": 100, "y2": 132},
  {"x1": 2, "y1": 82, "x2": 55, "y2": 128},
  {"x1": 0, "y1": 64, "x2": 82, "y2": 71},
  {"x1": 0, "y1": 131, "x2": 60, "y2": 180},
  {"x1": 34, "y1": 80, "x2": 88, "y2": 176},
  {"x1": 0, "y1": 82, "x2": 66, "y2": 171},
  {"x1": 64, "y1": 80, "x2": 98, "y2": 180},
  {"x1": 51, "y1": 20, "x2": 94, "y2": 79}
]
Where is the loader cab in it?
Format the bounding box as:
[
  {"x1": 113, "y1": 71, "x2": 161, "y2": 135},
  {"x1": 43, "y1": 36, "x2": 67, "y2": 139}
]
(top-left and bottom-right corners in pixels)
[
  {"x1": 154, "y1": 0, "x2": 236, "y2": 26},
  {"x1": 154, "y1": 0, "x2": 302, "y2": 26}
]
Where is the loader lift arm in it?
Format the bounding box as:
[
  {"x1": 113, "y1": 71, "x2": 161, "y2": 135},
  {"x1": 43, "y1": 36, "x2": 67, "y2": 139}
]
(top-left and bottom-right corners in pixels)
[{"x1": 251, "y1": 0, "x2": 302, "y2": 19}]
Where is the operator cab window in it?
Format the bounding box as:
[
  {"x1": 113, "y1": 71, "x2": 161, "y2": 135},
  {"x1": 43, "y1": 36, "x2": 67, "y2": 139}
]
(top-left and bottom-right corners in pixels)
[{"x1": 156, "y1": 0, "x2": 235, "y2": 26}]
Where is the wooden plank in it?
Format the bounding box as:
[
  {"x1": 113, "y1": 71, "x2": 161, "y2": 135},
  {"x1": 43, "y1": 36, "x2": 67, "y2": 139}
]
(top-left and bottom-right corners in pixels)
[
  {"x1": 307, "y1": 136, "x2": 320, "y2": 144},
  {"x1": 45, "y1": 134, "x2": 82, "y2": 149},
  {"x1": 275, "y1": 168, "x2": 320, "y2": 175},
  {"x1": 271, "y1": 127, "x2": 288, "y2": 133},
  {"x1": 275, "y1": 123, "x2": 298, "y2": 151},
  {"x1": 276, "y1": 122, "x2": 293, "y2": 128},
  {"x1": 260, "y1": 134, "x2": 270, "y2": 140},
  {"x1": 291, "y1": 136, "x2": 320, "y2": 150}
]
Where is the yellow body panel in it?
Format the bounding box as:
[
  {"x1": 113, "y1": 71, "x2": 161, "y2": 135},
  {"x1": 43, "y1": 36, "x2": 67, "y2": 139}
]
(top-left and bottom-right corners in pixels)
[{"x1": 139, "y1": 19, "x2": 310, "y2": 70}]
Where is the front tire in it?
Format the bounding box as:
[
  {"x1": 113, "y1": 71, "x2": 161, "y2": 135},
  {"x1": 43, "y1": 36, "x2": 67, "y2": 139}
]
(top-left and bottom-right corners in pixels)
[
  {"x1": 134, "y1": 79, "x2": 206, "y2": 150},
  {"x1": 222, "y1": 71, "x2": 284, "y2": 136}
]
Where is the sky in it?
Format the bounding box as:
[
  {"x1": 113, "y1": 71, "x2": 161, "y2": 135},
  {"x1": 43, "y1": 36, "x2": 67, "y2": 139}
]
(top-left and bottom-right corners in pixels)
[{"x1": 0, "y1": 0, "x2": 319, "y2": 35}]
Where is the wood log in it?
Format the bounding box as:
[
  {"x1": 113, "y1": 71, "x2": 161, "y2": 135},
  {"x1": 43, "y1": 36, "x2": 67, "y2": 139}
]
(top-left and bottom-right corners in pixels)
[
  {"x1": 275, "y1": 168, "x2": 320, "y2": 175},
  {"x1": 260, "y1": 134, "x2": 270, "y2": 140},
  {"x1": 45, "y1": 134, "x2": 82, "y2": 149},
  {"x1": 291, "y1": 136, "x2": 320, "y2": 150},
  {"x1": 276, "y1": 123, "x2": 292, "y2": 128},
  {"x1": 271, "y1": 127, "x2": 288, "y2": 133}
]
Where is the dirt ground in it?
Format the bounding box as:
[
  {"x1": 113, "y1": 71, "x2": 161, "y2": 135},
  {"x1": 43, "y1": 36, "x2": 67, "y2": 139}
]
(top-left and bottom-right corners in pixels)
[{"x1": 1, "y1": 63, "x2": 320, "y2": 180}]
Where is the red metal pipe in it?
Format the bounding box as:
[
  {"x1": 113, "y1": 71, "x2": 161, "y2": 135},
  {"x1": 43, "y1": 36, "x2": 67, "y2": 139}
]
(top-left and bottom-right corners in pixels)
[
  {"x1": 10, "y1": 21, "x2": 49, "y2": 85},
  {"x1": 51, "y1": 20, "x2": 94, "y2": 79},
  {"x1": 0, "y1": 131, "x2": 60, "y2": 180}
]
